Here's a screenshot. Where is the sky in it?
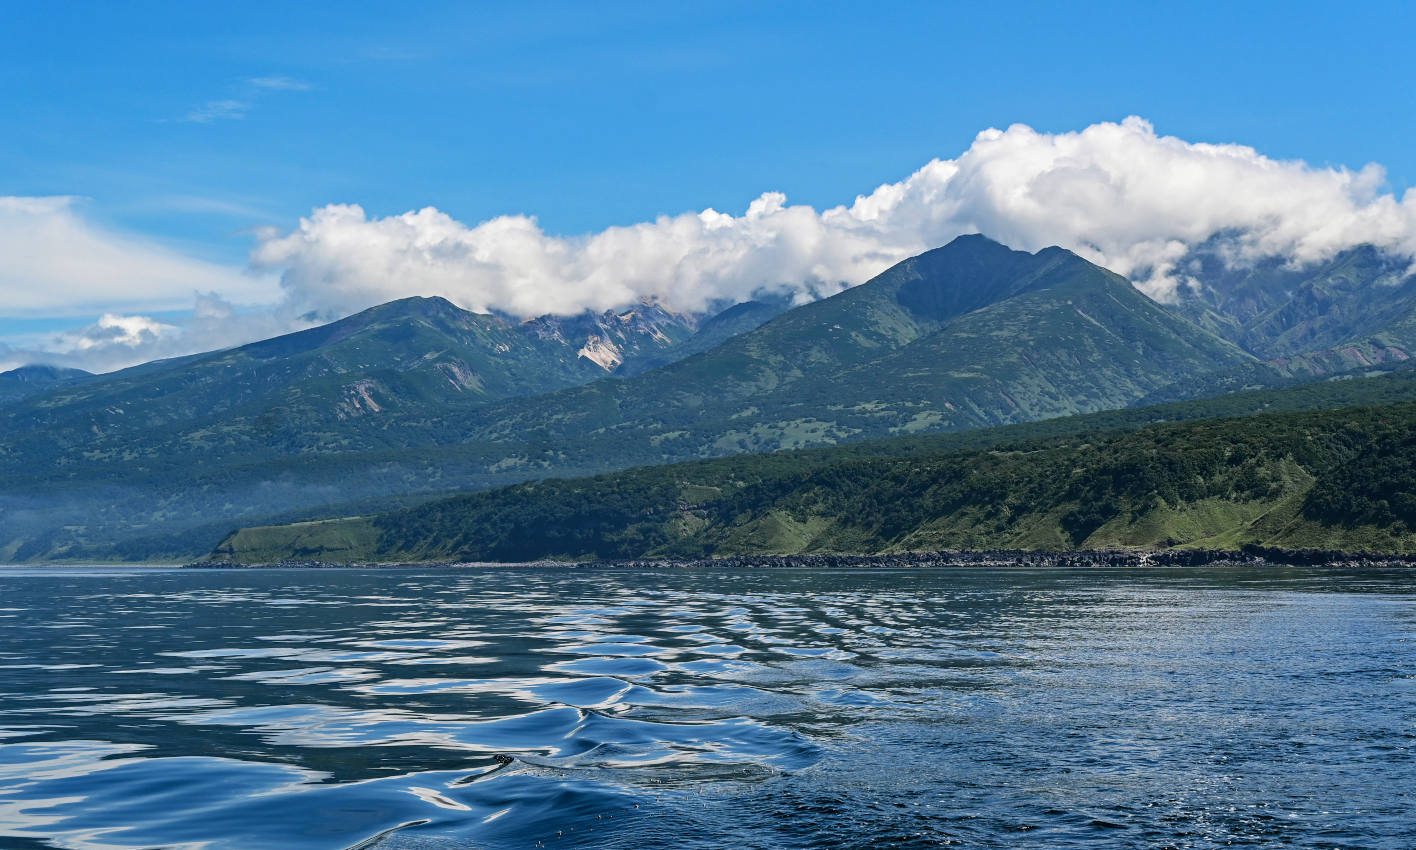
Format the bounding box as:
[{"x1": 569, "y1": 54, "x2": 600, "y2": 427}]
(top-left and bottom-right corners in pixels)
[{"x1": 4, "y1": 0, "x2": 1416, "y2": 371}]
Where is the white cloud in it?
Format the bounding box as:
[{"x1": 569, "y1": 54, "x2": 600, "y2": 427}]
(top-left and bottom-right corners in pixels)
[
  {"x1": 252, "y1": 193, "x2": 912, "y2": 318},
  {"x1": 10, "y1": 117, "x2": 1416, "y2": 373},
  {"x1": 0, "y1": 294, "x2": 313, "y2": 374},
  {"x1": 916, "y1": 118, "x2": 1416, "y2": 300},
  {"x1": 255, "y1": 117, "x2": 1416, "y2": 316},
  {"x1": 180, "y1": 76, "x2": 311, "y2": 123},
  {"x1": 0, "y1": 196, "x2": 281, "y2": 317},
  {"x1": 184, "y1": 99, "x2": 251, "y2": 123},
  {"x1": 248, "y1": 76, "x2": 311, "y2": 91},
  {"x1": 65, "y1": 314, "x2": 179, "y2": 351}
]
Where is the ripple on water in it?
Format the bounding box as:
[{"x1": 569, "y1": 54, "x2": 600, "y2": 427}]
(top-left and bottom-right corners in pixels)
[
  {"x1": 0, "y1": 565, "x2": 1412, "y2": 849},
  {"x1": 554, "y1": 642, "x2": 670, "y2": 657},
  {"x1": 546, "y1": 656, "x2": 671, "y2": 677}
]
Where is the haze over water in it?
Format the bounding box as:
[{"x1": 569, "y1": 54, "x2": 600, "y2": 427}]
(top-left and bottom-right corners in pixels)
[{"x1": 0, "y1": 565, "x2": 1412, "y2": 849}]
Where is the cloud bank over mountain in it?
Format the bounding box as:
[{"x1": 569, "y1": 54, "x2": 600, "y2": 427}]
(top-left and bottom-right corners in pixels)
[
  {"x1": 257, "y1": 116, "x2": 1416, "y2": 317},
  {"x1": 6, "y1": 117, "x2": 1416, "y2": 372}
]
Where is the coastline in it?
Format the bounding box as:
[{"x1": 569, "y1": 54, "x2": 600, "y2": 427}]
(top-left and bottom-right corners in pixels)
[{"x1": 181, "y1": 545, "x2": 1416, "y2": 570}]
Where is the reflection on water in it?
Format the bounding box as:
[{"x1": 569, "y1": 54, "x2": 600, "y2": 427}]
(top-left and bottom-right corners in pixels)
[{"x1": 0, "y1": 565, "x2": 1413, "y2": 848}]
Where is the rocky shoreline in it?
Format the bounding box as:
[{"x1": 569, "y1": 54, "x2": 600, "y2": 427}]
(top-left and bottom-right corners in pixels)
[{"x1": 183, "y1": 545, "x2": 1416, "y2": 570}]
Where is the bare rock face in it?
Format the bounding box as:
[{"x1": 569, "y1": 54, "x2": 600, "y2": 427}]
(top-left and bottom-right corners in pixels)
[
  {"x1": 525, "y1": 299, "x2": 702, "y2": 373},
  {"x1": 577, "y1": 335, "x2": 624, "y2": 371}
]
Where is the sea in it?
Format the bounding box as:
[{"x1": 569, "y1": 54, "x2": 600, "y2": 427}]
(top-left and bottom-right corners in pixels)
[{"x1": 0, "y1": 564, "x2": 1412, "y2": 849}]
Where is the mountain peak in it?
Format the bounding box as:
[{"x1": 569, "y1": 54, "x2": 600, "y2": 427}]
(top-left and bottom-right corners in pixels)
[
  {"x1": 936, "y1": 234, "x2": 1088, "y2": 265},
  {"x1": 358, "y1": 294, "x2": 470, "y2": 323},
  {"x1": 0, "y1": 364, "x2": 95, "y2": 404},
  {"x1": 926, "y1": 233, "x2": 1017, "y2": 260},
  {"x1": 1032, "y1": 244, "x2": 1078, "y2": 260},
  {"x1": 0, "y1": 364, "x2": 93, "y2": 382},
  {"x1": 941, "y1": 232, "x2": 1007, "y2": 248},
  {"x1": 882, "y1": 236, "x2": 1057, "y2": 322}
]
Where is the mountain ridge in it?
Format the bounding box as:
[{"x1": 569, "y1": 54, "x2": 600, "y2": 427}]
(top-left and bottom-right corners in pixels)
[
  {"x1": 457, "y1": 236, "x2": 1252, "y2": 457},
  {"x1": 4, "y1": 234, "x2": 1415, "y2": 562}
]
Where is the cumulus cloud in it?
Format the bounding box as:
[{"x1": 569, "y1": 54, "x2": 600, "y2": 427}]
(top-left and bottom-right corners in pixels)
[
  {"x1": 64, "y1": 314, "x2": 179, "y2": 351},
  {"x1": 251, "y1": 192, "x2": 905, "y2": 317},
  {"x1": 924, "y1": 118, "x2": 1416, "y2": 299},
  {"x1": 0, "y1": 196, "x2": 281, "y2": 317},
  {"x1": 11, "y1": 117, "x2": 1416, "y2": 373},
  {"x1": 256, "y1": 117, "x2": 1416, "y2": 315}
]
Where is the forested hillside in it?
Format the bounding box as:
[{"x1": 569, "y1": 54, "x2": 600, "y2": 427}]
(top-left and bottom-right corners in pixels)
[{"x1": 213, "y1": 393, "x2": 1416, "y2": 563}]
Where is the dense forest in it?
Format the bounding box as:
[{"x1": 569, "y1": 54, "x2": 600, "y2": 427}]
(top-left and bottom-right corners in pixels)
[{"x1": 214, "y1": 398, "x2": 1416, "y2": 563}]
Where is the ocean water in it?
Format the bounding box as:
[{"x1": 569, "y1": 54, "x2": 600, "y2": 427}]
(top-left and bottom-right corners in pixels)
[{"x1": 0, "y1": 565, "x2": 1412, "y2": 849}]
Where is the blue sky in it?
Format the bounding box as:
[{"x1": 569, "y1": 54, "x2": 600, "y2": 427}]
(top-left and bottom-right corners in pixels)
[{"x1": 4, "y1": 1, "x2": 1416, "y2": 369}]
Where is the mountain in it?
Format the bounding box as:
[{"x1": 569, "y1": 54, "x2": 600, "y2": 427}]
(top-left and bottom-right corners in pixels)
[
  {"x1": 0, "y1": 296, "x2": 702, "y2": 427},
  {"x1": 0, "y1": 236, "x2": 1265, "y2": 561},
  {"x1": 455, "y1": 235, "x2": 1253, "y2": 460},
  {"x1": 0, "y1": 295, "x2": 724, "y2": 475},
  {"x1": 1149, "y1": 244, "x2": 1416, "y2": 398},
  {"x1": 212, "y1": 392, "x2": 1416, "y2": 563},
  {"x1": 11, "y1": 232, "x2": 1416, "y2": 564},
  {"x1": 1173, "y1": 244, "x2": 1416, "y2": 358},
  {"x1": 0, "y1": 364, "x2": 92, "y2": 403}
]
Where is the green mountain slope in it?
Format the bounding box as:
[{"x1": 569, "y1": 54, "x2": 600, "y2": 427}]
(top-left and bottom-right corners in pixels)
[
  {"x1": 463, "y1": 236, "x2": 1252, "y2": 457},
  {"x1": 1173, "y1": 244, "x2": 1416, "y2": 355},
  {"x1": 215, "y1": 398, "x2": 1416, "y2": 563},
  {"x1": 808, "y1": 248, "x2": 1252, "y2": 427},
  {"x1": 0, "y1": 296, "x2": 678, "y2": 431},
  {"x1": 1148, "y1": 244, "x2": 1416, "y2": 400},
  {"x1": 29, "y1": 360, "x2": 1416, "y2": 563}
]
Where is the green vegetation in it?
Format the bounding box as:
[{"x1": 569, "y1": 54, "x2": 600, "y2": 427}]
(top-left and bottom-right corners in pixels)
[
  {"x1": 0, "y1": 237, "x2": 1261, "y2": 561},
  {"x1": 214, "y1": 398, "x2": 1416, "y2": 563},
  {"x1": 1173, "y1": 243, "x2": 1416, "y2": 357},
  {"x1": 8, "y1": 236, "x2": 1416, "y2": 562},
  {"x1": 464, "y1": 237, "x2": 1253, "y2": 458},
  {"x1": 1158, "y1": 243, "x2": 1416, "y2": 400},
  {"x1": 214, "y1": 517, "x2": 382, "y2": 564}
]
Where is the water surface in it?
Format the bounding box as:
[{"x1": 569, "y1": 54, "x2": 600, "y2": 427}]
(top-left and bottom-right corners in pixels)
[{"x1": 0, "y1": 565, "x2": 1412, "y2": 848}]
